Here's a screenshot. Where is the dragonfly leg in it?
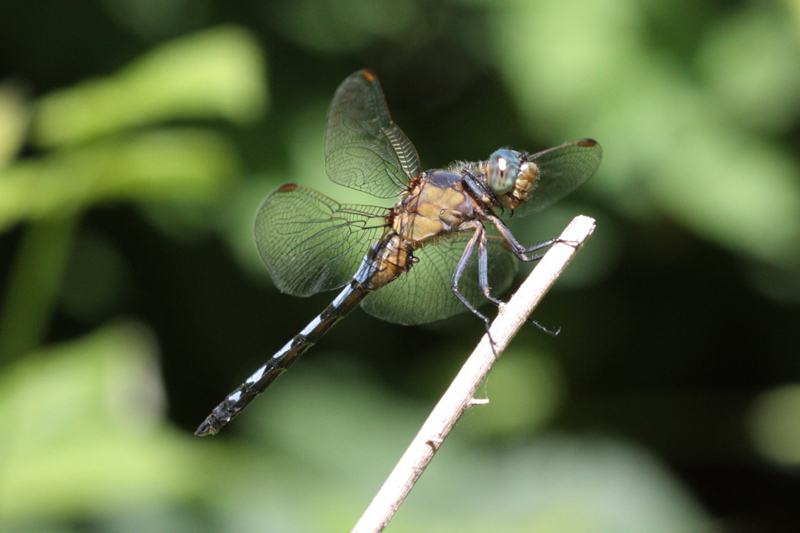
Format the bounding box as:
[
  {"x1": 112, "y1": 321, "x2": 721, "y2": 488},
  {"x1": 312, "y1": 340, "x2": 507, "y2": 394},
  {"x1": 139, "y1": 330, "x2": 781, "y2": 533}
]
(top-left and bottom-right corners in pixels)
[
  {"x1": 450, "y1": 226, "x2": 492, "y2": 330},
  {"x1": 520, "y1": 238, "x2": 558, "y2": 256},
  {"x1": 450, "y1": 226, "x2": 500, "y2": 353},
  {"x1": 489, "y1": 215, "x2": 557, "y2": 262},
  {"x1": 486, "y1": 215, "x2": 563, "y2": 336},
  {"x1": 477, "y1": 227, "x2": 504, "y2": 307},
  {"x1": 462, "y1": 168, "x2": 504, "y2": 213},
  {"x1": 526, "y1": 318, "x2": 561, "y2": 336}
]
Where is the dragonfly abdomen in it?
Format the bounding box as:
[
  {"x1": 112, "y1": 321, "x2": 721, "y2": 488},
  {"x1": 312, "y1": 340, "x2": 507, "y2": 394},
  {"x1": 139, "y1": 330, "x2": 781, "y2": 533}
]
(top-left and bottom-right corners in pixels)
[{"x1": 194, "y1": 279, "x2": 370, "y2": 436}]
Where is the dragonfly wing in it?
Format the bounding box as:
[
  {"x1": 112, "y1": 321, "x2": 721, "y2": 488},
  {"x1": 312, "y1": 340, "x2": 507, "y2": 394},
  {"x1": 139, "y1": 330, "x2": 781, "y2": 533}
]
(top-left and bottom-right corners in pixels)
[
  {"x1": 361, "y1": 234, "x2": 518, "y2": 325},
  {"x1": 511, "y1": 139, "x2": 602, "y2": 217},
  {"x1": 325, "y1": 70, "x2": 420, "y2": 199},
  {"x1": 255, "y1": 184, "x2": 388, "y2": 297}
]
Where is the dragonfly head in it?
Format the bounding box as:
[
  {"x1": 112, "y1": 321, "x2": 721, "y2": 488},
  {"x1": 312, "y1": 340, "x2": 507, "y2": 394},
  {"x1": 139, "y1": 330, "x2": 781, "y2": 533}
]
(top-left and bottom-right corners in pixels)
[
  {"x1": 485, "y1": 149, "x2": 539, "y2": 211},
  {"x1": 486, "y1": 149, "x2": 520, "y2": 196}
]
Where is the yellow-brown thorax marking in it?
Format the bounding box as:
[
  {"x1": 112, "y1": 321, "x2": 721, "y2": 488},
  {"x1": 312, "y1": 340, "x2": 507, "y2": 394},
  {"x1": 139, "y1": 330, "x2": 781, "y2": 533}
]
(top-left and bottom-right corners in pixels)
[{"x1": 391, "y1": 171, "x2": 477, "y2": 245}]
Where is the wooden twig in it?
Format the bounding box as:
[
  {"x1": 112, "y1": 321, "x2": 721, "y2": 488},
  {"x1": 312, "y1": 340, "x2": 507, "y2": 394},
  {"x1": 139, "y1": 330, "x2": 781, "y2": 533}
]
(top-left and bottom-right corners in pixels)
[{"x1": 352, "y1": 215, "x2": 596, "y2": 533}]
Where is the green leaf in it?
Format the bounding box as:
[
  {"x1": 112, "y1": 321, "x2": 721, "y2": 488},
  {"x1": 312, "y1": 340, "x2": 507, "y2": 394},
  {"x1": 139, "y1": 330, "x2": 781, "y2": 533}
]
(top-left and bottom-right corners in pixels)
[
  {"x1": 0, "y1": 128, "x2": 238, "y2": 231},
  {"x1": 0, "y1": 83, "x2": 31, "y2": 168}
]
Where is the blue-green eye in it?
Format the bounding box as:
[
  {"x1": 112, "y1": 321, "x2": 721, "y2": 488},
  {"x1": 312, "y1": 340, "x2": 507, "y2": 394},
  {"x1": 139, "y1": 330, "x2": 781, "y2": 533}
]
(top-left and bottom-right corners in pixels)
[{"x1": 487, "y1": 149, "x2": 519, "y2": 195}]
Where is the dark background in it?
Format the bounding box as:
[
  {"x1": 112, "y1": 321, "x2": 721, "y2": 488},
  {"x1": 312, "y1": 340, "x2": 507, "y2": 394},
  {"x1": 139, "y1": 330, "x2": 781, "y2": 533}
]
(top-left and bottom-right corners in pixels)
[{"x1": 2, "y1": 0, "x2": 800, "y2": 531}]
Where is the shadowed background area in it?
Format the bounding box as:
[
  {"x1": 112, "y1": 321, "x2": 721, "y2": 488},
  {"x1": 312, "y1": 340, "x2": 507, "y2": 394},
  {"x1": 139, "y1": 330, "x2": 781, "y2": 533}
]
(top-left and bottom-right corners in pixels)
[{"x1": 1, "y1": 1, "x2": 800, "y2": 531}]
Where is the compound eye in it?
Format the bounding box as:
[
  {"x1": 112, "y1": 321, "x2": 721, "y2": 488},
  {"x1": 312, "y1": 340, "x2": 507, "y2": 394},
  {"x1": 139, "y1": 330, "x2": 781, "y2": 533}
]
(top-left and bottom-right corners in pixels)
[{"x1": 487, "y1": 149, "x2": 519, "y2": 196}]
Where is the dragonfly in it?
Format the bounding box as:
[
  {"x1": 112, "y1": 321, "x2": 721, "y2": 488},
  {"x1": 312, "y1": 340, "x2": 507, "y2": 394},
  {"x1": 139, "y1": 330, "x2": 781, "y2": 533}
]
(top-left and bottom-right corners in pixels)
[{"x1": 195, "y1": 69, "x2": 601, "y2": 436}]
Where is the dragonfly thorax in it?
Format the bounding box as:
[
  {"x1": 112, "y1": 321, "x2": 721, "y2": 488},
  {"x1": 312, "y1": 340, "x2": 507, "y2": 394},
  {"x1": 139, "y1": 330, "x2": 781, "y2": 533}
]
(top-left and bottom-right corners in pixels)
[{"x1": 392, "y1": 171, "x2": 479, "y2": 244}]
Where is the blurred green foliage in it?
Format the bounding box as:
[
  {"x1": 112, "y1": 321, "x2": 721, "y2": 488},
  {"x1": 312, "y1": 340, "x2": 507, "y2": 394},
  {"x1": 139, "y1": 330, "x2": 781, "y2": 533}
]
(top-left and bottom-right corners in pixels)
[
  {"x1": 32, "y1": 26, "x2": 267, "y2": 149},
  {"x1": 1, "y1": 0, "x2": 800, "y2": 531}
]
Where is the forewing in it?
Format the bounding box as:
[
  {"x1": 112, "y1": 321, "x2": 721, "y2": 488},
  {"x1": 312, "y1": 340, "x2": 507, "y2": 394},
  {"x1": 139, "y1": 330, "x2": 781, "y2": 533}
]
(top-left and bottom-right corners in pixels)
[
  {"x1": 255, "y1": 184, "x2": 388, "y2": 296},
  {"x1": 361, "y1": 234, "x2": 518, "y2": 325},
  {"x1": 511, "y1": 139, "x2": 602, "y2": 217},
  {"x1": 324, "y1": 70, "x2": 420, "y2": 198}
]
